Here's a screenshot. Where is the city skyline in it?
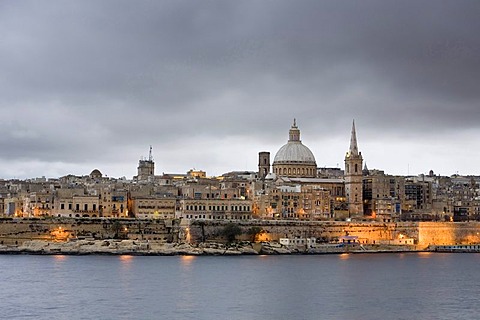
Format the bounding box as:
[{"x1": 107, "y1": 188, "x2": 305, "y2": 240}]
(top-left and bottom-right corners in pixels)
[{"x1": 1, "y1": 1, "x2": 479, "y2": 179}]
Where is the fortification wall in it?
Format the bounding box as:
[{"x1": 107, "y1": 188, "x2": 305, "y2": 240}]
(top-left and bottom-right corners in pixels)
[
  {"x1": 186, "y1": 220, "x2": 480, "y2": 248},
  {"x1": 417, "y1": 222, "x2": 480, "y2": 246},
  {"x1": 0, "y1": 218, "x2": 178, "y2": 245},
  {"x1": 187, "y1": 220, "x2": 419, "y2": 244},
  {"x1": 3, "y1": 218, "x2": 480, "y2": 248}
]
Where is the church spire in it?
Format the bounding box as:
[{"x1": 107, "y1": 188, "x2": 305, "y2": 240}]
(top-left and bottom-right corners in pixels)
[{"x1": 349, "y1": 120, "x2": 359, "y2": 156}]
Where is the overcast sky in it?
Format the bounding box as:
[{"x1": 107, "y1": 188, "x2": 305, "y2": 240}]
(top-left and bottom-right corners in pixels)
[{"x1": 1, "y1": 1, "x2": 479, "y2": 179}]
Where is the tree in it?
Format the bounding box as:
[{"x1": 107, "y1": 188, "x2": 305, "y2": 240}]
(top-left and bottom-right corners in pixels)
[
  {"x1": 222, "y1": 223, "x2": 242, "y2": 243},
  {"x1": 247, "y1": 226, "x2": 263, "y2": 242},
  {"x1": 111, "y1": 221, "x2": 126, "y2": 239}
]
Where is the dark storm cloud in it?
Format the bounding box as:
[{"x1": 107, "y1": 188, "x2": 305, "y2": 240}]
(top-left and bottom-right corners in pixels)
[{"x1": 0, "y1": 0, "x2": 479, "y2": 177}]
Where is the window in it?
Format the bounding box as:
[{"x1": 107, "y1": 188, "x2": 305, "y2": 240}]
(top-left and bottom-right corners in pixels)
[{"x1": 61, "y1": 203, "x2": 65, "y2": 210}]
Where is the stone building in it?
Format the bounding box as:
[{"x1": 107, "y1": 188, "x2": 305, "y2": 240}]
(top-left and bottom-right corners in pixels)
[
  {"x1": 98, "y1": 188, "x2": 128, "y2": 217},
  {"x1": 132, "y1": 196, "x2": 176, "y2": 219},
  {"x1": 179, "y1": 198, "x2": 252, "y2": 220},
  {"x1": 255, "y1": 185, "x2": 331, "y2": 220},
  {"x1": 362, "y1": 169, "x2": 404, "y2": 221},
  {"x1": 25, "y1": 190, "x2": 54, "y2": 217},
  {"x1": 135, "y1": 146, "x2": 155, "y2": 183}
]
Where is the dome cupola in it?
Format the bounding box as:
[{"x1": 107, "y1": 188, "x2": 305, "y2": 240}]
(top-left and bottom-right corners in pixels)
[{"x1": 273, "y1": 119, "x2": 317, "y2": 178}]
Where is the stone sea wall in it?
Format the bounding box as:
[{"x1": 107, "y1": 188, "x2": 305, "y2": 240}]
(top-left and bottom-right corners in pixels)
[
  {"x1": 187, "y1": 220, "x2": 419, "y2": 244},
  {"x1": 2, "y1": 218, "x2": 480, "y2": 249},
  {"x1": 187, "y1": 220, "x2": 480, "y2": 248},
  {"x1": 0, "y1": 218, "x2": 179, "y2": 245},
  {"x1": 417, "y1": 222, "x2": 480, "y2": 246}
]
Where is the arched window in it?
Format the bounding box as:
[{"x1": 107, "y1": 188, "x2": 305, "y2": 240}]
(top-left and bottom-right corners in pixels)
[{"x1": 355, "y1": 164, "x2": 358, "y2": 173}]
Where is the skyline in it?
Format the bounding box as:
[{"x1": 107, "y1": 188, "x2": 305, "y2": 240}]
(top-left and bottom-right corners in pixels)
[{"x1": 1, "y1": 1, "x2": 480, "y2": 179}]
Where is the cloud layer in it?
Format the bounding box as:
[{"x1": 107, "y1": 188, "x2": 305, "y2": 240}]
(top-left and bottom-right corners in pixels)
[{"x1": 1, "y1": 1, "x2": 479, "y2": 178}]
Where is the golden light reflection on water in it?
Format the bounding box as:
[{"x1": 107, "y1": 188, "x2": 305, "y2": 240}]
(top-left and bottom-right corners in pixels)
[
  {"x1": 54, "y1": 255, "x2": 67, "y2": 261},
  {"x1": 120, "y1": 255, "x2": 133, "y2": 262},
  {"x1": 119, "y1": 255, "x2": 134, "y2": 270},
  {"x1": 339, "y1": 253, "x2": 350, "y2": 260},
  {"x1": 180, "y1": 255, "x2": 196, "y2": 266},
  {"x1": 417, "y1": 251, "x2": 433, "y2": 258}
]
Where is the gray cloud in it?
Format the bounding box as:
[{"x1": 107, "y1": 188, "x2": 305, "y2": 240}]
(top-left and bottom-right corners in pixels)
[{"x1": 1, "y1": 0, "x2": 479, "y2": 178}]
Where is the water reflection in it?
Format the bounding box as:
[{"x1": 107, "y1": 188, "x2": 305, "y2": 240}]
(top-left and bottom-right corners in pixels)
[
  {"x1": 417, "y1": 251, "x2": 433, "y2": 258},
  {"x1": 53, "y1": 255, "x2": 67, "y2": 262},
  {"x1": 119, "y1": 255, "x2": 133, "y2": 271},
  {"x1": 180, "y1": 255, "x2": 196, "y2": 268},
  {"x1": 339, "y1": 253, "x2": 350, "y2": 260}
]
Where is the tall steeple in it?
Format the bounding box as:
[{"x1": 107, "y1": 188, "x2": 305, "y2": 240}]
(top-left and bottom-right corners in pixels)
[
  {"x1": 349, "y1": 120, "x2": 359, "y2": 156},
  {"x1": 344, "y1": 120, "x2": 364, "y2": 217}
]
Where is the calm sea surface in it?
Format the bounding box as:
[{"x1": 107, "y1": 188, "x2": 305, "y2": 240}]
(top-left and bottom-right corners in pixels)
[{"x1": 1, "y1": 253, "x2": 479, "y2": 320}]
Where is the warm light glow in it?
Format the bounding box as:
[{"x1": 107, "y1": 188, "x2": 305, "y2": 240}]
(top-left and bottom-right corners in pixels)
[
  {"x1": 120, "y1": 255, "x2": 133, "y2": 262},
  {"x1": 54, "y1": 255, "x2": 67, "y2": 261},
  {"x1": 417, "y1": 252, "x2": 432, "y2": 258},
  {"x1": 180, "y1": 255, "x2": 195, "y2": 267},
  {"x1": 51, "y1": 226, "x2": 69, "y2": 241},
  {"x1": 339, "y1": 253, "x2": 350, "y2": 260}
]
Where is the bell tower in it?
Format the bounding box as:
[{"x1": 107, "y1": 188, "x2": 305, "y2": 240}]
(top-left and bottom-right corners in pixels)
[
  {"x1": 344, "y1": 120, "x2": 364, "y2": 216},
  {"x1": 258, "y1": 151, "x2": 271, "y2": 180}
]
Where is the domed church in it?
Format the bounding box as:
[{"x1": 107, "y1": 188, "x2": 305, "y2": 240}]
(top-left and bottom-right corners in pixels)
[{"x1": 272, "y1": 119, "x2": 317, "y2": 178}]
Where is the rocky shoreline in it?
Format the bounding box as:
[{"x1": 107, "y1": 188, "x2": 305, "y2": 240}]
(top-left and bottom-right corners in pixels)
[{"x1": 0, "y1": 239, "x2": 423, "y2": 256}]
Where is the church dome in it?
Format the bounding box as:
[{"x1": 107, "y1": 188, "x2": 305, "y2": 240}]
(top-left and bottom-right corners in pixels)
[
  {"x1": 273, "y1": 142, "x2": 316, "y2": 164},
  {"x1": 273, "y1": 120, "x2": 316, "y2": 165},
  {"x1": 90, "y1": 169, "x2": 102, "y2": 179},
  {"x1": 272, "y1": 120, "x2": 317, "y2": 178}
]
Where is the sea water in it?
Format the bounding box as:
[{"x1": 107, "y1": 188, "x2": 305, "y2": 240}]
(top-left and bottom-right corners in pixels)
[{"x1": 1, "y1": 253, "x2": 479, "y2": 320}]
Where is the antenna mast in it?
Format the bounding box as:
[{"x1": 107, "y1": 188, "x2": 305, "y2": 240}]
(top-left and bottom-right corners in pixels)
[{"x1": 149, "y1": 145, "x2": 153, "y2": 162}]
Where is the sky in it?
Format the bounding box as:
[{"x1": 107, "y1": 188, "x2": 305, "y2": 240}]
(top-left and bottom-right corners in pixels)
[{"x1": 1, "y1": 1, "x2": 479, "y2": 179}]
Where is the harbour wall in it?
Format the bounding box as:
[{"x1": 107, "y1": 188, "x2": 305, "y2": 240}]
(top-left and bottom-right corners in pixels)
[
  {"x1": 2, "y1": 218, "x2": 480, "y2": 248},
  {"x1": 187, "y1": 220, "x2": 480, "y2": 248},
  {"x1": 0, "y1": 218, "x2": 178, "y2": 245}
]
